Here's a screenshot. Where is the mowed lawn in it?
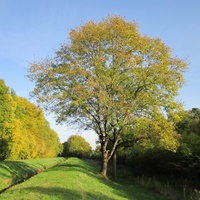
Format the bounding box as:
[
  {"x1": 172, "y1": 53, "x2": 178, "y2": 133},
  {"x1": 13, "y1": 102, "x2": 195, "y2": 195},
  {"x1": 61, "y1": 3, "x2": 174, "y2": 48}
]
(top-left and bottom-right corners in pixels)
[{"x1": 0, "y1": 158, "x2": 167, "y2": 200}]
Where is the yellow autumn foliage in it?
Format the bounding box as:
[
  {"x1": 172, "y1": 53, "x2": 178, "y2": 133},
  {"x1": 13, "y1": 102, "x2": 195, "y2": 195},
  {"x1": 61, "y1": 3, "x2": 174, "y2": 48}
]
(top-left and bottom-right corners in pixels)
[{"x1": 0, "y1": 79, "x2": 62, "y2": 160}]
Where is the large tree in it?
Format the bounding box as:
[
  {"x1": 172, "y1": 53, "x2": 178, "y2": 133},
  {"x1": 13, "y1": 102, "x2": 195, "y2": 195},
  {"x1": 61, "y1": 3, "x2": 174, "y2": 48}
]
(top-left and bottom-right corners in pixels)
[{"x1": 28, "y1": 16, "x2": 187, "y2": 177}]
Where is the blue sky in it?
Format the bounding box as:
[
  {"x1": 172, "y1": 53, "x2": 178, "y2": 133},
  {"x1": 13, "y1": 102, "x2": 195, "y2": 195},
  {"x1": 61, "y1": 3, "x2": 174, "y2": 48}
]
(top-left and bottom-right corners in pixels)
[{"x1": 1, "y1": 0, "x2": 200, "y2": 148}]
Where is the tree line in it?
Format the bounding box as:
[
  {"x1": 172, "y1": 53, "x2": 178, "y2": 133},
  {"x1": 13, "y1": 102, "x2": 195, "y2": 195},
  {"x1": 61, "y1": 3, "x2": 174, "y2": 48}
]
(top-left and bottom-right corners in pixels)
[
  {"x1": 116, "y1": 108, "x2": 200, "y2": 175},
  {"x1": 0, "y1": 79, "x2": 62, "y2": 160}
]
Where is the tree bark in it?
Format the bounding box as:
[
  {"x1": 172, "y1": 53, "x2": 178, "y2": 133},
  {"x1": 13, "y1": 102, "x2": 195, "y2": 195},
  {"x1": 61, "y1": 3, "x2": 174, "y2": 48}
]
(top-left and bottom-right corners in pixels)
[
  {"x1": 101, "y1": 156, "x2": 108, "y2": 177},
  {"x1": 100, "y1": 149, "x2": 109, "y2": 177}
]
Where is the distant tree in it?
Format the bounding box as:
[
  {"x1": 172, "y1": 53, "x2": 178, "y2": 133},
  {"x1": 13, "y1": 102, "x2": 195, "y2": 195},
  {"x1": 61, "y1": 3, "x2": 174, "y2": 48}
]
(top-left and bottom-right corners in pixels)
[
  {"x1": 27, "y1": 16, "x2": 187, "y2": 178},
  {"x1": 64, "y1": 135, "x2": 92, "y2": 157}
]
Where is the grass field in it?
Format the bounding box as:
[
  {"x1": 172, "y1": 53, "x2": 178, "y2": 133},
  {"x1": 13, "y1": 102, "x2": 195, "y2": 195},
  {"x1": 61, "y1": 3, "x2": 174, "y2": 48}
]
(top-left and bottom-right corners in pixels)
[{"x1": 0, "y1": 157, "x2": 167, "y2": 200}]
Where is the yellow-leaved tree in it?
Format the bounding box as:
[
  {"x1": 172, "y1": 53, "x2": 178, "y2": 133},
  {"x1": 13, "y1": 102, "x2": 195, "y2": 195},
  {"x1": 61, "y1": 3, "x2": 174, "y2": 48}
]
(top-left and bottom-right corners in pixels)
[{"x1": 27, "y1": 16, "x2": 187, "y2": 178}]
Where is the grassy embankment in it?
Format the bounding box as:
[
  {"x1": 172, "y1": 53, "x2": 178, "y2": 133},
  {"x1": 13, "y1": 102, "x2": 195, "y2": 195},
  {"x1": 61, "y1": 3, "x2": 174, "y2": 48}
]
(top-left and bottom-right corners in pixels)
[
  {"x1": 0, "y1": 157, "x2": 66, "y2": 192},
  {"x1": 0, "y1": 157, "x2": 167, "y2": 200}
]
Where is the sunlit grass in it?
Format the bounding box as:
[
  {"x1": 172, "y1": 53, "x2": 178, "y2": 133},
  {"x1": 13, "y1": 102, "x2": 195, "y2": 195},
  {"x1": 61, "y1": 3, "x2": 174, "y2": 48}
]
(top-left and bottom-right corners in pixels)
[{"x1": 0, "y1": 157, "x2": 167, "y2": 200}]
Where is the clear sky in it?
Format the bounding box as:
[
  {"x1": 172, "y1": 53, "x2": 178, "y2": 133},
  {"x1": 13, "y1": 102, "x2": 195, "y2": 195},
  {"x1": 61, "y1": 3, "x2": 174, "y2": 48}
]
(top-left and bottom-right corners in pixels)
[{"x1": 1, "y1": 0, "x2": 200, "y2": 148}]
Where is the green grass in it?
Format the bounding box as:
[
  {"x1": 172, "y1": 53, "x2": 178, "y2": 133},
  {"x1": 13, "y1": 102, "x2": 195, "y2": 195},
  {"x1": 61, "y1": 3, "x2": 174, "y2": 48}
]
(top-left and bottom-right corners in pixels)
[
  {"x1": 0, "y1": 157, "x2": 66, "y2": 191},
  {"x1": 0, "y1": 157, "x2": 167, "y2": 200}
]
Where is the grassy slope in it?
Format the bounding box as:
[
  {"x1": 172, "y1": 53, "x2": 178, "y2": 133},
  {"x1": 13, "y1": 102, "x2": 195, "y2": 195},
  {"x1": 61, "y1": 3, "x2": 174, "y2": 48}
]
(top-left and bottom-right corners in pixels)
[
  {"x1": 0, "y1": 157, "x2": 167, "y2": 200},
  {"x1": 0, "y1": 157, "x2": 66, "y2": 191}
]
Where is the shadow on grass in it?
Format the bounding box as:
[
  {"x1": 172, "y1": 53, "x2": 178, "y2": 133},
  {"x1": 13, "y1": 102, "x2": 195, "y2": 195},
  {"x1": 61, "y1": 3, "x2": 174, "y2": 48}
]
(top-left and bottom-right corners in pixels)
[
  {"x1": 0, "y1": 161, "x2": 37, "y2": 191},
  {"x1": 0, "y1": 161, "x2": 34, "y2": 176},
  {"x1": 50, "y1": 163, "x2": 98, "y2": 178},
  {"x1": 19, "y1": 186, "x2": 117, "y2": 200}
]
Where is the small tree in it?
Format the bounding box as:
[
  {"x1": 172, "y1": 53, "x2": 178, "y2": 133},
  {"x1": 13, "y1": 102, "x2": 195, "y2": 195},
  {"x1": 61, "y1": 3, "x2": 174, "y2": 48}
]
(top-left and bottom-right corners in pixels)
[
  {"x1": 64, "y1": 135, "x2": 91, "y2": 157},
  {"x1": 28, "y1": 16, "x2": 187, "y2": 178}
]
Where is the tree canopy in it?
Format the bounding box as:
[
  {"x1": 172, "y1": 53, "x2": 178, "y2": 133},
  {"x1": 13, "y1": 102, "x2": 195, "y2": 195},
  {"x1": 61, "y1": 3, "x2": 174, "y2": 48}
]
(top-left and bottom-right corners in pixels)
[{"x1": 27, "y1": 16, "x2": 188, "y2": 177}]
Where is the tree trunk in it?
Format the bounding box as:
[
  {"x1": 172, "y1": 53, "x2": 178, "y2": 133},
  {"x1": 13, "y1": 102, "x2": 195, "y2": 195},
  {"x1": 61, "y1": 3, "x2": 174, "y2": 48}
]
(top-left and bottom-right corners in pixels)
[
  {"x1": 101, "y1": 156, "x2": 108, "y2": 177},
  {"x1": 100, "y1": 148, "x2": 109, "y2": 178},
  {"x1": 99, "y1": 130, "x2": 121, "y2": 179}
]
